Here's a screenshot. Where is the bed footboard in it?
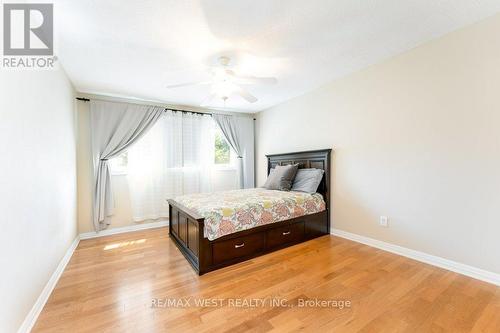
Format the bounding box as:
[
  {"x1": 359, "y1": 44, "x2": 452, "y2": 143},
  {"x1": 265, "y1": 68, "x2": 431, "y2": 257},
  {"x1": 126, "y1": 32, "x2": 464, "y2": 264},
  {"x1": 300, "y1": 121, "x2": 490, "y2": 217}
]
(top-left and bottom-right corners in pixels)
[{"x1": 168, "y1": 201, "x2": 207, "y2": 273}]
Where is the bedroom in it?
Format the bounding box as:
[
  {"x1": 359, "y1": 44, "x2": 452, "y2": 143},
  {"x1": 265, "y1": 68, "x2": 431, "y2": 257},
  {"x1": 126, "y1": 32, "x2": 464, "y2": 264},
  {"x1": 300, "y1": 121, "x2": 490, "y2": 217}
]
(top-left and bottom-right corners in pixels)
[{"x1": 1, "y1": 1, "x2": 500, "y2": 332}]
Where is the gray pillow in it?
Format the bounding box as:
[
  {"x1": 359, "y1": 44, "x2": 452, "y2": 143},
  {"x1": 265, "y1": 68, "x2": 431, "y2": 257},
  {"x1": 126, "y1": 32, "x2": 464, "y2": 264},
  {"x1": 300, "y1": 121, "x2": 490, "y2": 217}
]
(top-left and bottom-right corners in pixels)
[
  {"x1": 291, "y1": 168, "x2": 324, "y2": 193},
  {"x1": 263, "y1": 164, "x2": 299, "y2": 191}
]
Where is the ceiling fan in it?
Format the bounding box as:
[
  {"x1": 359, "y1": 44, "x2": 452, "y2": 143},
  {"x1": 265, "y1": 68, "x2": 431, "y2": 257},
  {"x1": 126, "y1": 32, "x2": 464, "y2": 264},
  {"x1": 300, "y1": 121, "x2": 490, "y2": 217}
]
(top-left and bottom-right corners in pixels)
[{"x1": 166, "y1": 56, "x2": 277, "y2": 106}]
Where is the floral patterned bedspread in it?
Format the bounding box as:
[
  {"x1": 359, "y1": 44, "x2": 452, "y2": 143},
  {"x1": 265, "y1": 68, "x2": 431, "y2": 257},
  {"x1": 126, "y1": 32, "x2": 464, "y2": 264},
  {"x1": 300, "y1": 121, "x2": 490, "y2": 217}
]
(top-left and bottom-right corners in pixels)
[{"x1": 173, "y1": 188, "x2": 326, "y2": 240}]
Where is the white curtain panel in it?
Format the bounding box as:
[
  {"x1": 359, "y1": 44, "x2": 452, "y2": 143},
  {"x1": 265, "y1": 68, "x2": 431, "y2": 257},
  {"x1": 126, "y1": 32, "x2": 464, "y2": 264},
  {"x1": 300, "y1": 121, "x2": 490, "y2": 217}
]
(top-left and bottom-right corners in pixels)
[{"x1": 127, "y1": 111, "x2": 214, "y2": 221}]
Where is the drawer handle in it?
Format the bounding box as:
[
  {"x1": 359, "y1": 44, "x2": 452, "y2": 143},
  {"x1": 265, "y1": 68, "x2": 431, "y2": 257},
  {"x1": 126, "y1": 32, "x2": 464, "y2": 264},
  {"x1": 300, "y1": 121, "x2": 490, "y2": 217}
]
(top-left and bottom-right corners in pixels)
[
  {"x1": 282, "y1": 231, "x2": 291, "y2": 236},
  {"x1": 234, "y1": 243, "x2": 245, "y2": 248}
]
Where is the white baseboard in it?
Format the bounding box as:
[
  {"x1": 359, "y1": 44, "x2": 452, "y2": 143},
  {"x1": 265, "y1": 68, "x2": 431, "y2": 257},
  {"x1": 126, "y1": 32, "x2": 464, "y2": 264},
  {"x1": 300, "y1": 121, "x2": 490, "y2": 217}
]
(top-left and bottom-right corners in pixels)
[
  {"x1": 330, "y1": 228, "x2": 500, "y2": 286},
  {"x1": 18, "y1": 221, "x2": 169, "y2": 332},
  {"x1": 79, "y1": 220, "x2": 169, "y2": 240},
  {"x1": 17, "y1": 236, "x2": 80, "y2": 333}
]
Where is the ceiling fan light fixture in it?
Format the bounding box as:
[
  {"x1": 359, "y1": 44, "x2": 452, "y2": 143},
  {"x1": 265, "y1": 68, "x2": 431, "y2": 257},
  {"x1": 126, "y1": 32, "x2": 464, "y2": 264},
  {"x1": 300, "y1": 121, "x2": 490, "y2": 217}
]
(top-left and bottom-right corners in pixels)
[
  {"x1": 212, "y1": 67, "x2": 227, "y2": 79},
  {"x1": 212, "y1": 81, "x2": 237, "y2": 98}
]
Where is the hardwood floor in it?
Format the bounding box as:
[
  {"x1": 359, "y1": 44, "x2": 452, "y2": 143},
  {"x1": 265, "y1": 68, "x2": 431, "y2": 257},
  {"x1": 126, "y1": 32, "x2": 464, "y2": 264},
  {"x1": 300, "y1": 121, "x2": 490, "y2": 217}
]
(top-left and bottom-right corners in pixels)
[{"x1": 33, "y1": 227, "x2": 500, "y2": 332}]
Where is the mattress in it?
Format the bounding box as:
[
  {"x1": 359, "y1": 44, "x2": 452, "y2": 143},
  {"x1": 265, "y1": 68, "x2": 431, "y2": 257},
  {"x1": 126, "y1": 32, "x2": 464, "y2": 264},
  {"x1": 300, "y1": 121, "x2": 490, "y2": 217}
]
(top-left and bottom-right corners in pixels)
[{"x1": 174, "y1": 188, "x2": 326, "y2": 240}]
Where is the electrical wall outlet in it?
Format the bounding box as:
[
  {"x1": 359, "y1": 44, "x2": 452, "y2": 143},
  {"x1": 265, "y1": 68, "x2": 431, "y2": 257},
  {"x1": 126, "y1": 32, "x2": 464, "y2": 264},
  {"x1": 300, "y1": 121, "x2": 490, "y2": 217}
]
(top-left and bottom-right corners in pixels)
[{"x1": 379, "y1": 216, "x2": 389, "y2": 227}]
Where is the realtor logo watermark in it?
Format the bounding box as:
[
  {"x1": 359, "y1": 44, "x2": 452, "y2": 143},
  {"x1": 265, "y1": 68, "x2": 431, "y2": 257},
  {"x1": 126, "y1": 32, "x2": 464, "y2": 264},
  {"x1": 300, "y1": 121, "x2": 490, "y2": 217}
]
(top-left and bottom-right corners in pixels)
[
  {"x1": 2, "y1": 3, "x2": 57, "y2": 69},
  {"x1": 151, "y1": 297, "x2": 352, "y2": 310}
]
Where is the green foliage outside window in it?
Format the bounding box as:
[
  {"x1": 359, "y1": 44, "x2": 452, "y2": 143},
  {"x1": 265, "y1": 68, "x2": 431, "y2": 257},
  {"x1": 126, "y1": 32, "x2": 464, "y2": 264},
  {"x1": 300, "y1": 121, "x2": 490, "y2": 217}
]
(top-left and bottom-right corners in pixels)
[{"x1": 214, "y1": 132, "x2": 230, "y2": 164}]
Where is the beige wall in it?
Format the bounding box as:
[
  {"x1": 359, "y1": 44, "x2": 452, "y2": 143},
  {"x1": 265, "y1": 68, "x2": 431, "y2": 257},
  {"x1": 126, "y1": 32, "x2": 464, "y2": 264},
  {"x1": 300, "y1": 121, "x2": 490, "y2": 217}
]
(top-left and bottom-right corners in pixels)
[
  {"x1": 77, "y1": 101, "x2": 241, "y2": 233},
  {"x1": 255, "y1": 13, "x2": 500, "y2": 274},
  {"x1": 0, "y1": 67, "x2": 77, "y2": 332}
]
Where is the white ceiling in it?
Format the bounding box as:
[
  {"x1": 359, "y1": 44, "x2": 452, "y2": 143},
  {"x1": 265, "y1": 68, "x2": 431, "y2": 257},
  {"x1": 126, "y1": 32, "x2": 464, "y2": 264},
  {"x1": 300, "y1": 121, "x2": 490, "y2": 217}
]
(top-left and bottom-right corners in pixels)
[{"x1": 53, "y1": 0, "x2": 500, "y2": 113}]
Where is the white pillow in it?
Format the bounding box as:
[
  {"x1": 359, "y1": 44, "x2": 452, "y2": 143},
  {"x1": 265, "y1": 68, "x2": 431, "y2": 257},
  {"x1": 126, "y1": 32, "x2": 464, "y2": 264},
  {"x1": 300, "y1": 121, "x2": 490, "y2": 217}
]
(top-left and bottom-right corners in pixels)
[{"x1": 291, "y1": 168, "x2": 324, "y2": 193}]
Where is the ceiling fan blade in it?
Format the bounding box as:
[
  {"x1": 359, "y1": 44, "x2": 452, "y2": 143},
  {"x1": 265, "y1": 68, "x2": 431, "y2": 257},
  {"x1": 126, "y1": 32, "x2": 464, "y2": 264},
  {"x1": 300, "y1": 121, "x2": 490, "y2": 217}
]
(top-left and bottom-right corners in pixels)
[
  {"x1": 200, "y1": 92, "x2": 217, "y2": 107},
  {"x1": 235, "y1": 88, "x2": 258, "y2": 103},
  {"x1": 166, "y1": 81, "x2": 211, "y2": 89},
  {"x1": 231, "y1": 75, "x2": 277, "y2": 85}
]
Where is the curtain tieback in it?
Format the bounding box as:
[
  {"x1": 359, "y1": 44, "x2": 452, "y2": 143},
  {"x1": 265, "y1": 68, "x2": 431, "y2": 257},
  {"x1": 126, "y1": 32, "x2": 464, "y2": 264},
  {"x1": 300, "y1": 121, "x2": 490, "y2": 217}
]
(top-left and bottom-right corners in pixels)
[
  {"x1": 237, "y1": 156, "x2": 243, "y2": 159},
  {"x1": 100, "y1": 158, "x2": 109, "y2": 161}
]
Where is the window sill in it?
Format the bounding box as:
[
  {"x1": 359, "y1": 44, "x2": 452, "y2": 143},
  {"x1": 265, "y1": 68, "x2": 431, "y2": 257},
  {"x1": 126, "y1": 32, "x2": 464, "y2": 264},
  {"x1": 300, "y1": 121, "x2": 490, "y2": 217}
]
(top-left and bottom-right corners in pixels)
[{"x1": 213, "y1": 165, "x2": 237, "y2": 171}]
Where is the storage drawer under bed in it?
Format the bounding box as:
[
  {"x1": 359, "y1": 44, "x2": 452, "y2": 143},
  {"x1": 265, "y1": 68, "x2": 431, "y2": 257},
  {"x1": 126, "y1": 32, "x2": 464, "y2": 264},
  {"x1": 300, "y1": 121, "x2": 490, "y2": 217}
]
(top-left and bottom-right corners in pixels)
[
  {"x1": 266, "y1": 221, "x2": 305, "y2": 249},
  {"x1": 212, "y1": 232, "x2": 265, "y2": 265}
]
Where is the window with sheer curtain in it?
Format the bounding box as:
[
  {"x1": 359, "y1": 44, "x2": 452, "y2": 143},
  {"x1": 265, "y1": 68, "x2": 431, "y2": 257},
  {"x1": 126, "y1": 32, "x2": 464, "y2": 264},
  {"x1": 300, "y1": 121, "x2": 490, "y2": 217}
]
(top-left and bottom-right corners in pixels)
[{"x1": 125, "y1": 110, "x2": 220, "y2": 221}]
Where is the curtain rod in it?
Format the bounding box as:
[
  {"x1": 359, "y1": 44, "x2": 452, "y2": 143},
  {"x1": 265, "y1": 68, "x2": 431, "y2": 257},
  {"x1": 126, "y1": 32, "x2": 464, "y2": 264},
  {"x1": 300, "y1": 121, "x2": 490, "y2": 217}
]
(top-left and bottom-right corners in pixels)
[
  {"x1": 76, "y1": 97, "x2": 212, "y2": 116},
  {"x1": 76, "y1": 97, "x2": 256, "y2": 119}
]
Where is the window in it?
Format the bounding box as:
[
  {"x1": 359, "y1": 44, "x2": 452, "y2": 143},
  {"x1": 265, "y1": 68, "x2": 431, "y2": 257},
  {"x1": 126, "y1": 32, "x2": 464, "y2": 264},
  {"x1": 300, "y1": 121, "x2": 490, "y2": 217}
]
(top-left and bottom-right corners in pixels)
[
  {"x1": 214, "y1": 130, "x2": 230, "y2": 164},
  {"x1": 109, "y1": 151, "x2": 128, "y2": 175},
  {"x1": 109, "y1": 122, "x2": 235, "y2": 174},
  {"x1": 214, "y1": 127, "x2": 236, "y2": 167}
]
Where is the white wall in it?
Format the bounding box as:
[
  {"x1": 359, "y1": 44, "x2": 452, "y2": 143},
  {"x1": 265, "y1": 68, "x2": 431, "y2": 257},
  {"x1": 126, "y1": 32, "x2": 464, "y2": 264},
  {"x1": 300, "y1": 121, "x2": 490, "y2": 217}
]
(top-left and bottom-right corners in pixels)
[
  {"x1": 0, "y1": 67, "x2": 77, "y2": 332},
  {"x1": 256, "y1": 13, "x2": 500, "y2": 275},
  {"x1": 77, "y1": 101, "x2": 242, "y2": 233}
]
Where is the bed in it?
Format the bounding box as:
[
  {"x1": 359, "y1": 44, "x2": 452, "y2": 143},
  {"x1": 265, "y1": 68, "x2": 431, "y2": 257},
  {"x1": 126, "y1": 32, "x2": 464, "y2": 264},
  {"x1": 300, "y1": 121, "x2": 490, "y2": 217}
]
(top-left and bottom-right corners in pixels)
[{"x1": 168, "y1": 149, "x2": 332, "y2": 275}]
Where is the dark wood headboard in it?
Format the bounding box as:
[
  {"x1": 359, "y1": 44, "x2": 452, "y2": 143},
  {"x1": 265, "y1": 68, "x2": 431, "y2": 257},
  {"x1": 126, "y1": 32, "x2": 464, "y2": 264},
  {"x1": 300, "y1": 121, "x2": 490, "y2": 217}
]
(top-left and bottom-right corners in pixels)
[{"x1": 266, "y1": 149, "x2": 332, "y2": 214}]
